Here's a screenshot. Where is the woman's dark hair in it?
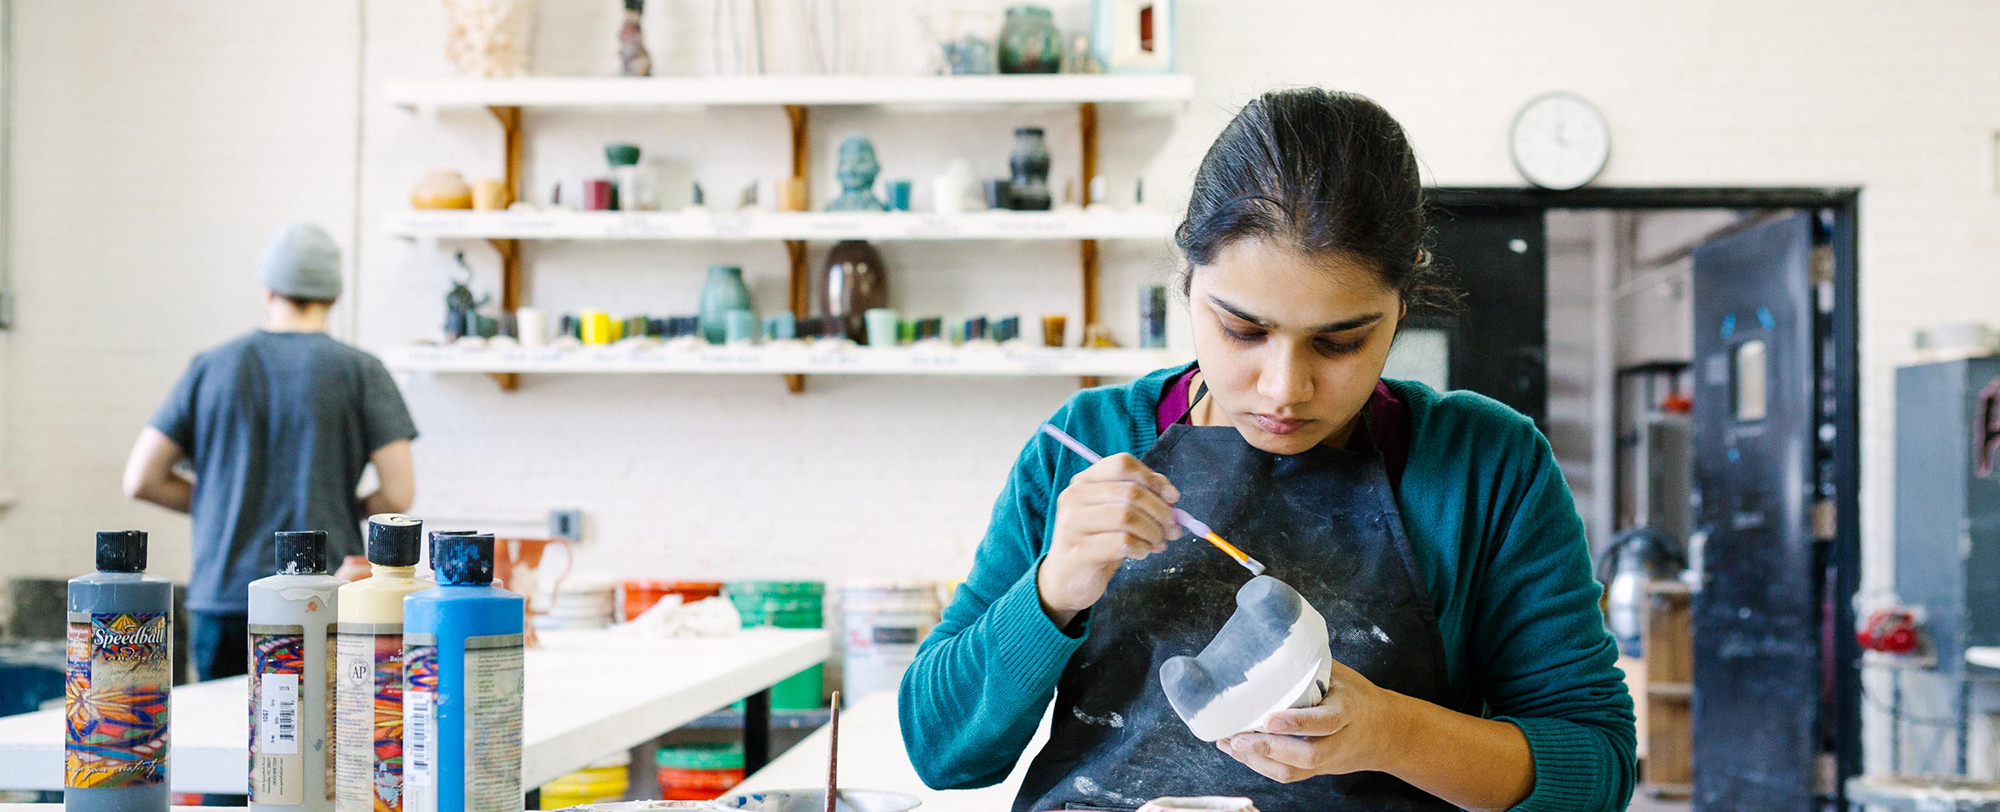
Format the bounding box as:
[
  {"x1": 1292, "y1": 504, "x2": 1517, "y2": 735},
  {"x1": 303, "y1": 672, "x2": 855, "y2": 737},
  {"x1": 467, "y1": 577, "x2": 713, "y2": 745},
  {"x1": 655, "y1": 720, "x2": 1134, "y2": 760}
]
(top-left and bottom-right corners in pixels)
[{"x1": 1175, "y1": 87, "x2": 1459, "y2": 315}]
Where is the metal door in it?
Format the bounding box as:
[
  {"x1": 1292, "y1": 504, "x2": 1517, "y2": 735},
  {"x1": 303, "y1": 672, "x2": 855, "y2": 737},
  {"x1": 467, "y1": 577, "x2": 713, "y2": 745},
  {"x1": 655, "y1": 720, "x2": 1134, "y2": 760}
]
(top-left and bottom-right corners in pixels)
[{"x1": 1689, "y1": 210, "x2": 1830, "y2": 812}]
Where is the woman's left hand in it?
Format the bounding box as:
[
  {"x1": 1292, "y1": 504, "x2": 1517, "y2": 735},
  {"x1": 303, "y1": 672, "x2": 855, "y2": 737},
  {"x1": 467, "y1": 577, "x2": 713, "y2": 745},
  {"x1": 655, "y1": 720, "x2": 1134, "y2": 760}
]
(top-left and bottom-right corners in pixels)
[{"x1": 1215, "y1": 657, "x2": 1414, "y2": 783}]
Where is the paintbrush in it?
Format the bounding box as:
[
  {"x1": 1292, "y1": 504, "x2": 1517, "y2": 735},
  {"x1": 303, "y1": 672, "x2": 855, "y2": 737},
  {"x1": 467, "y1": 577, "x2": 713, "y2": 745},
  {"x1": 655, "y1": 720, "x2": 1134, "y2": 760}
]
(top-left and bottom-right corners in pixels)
[
  {"x1": 1038, "y1": 423, "x2": 1268, "y2": 577},
  {"x1": 825, "y1": 691, "x2": 841, "y2": 812}
]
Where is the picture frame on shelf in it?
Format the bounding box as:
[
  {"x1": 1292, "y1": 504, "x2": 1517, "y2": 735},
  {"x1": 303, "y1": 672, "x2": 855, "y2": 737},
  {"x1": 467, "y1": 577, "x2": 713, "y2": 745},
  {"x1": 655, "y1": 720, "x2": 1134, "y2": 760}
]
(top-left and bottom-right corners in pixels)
[{"x1": 1092, "y1": 0, "x2": 1174, "y2": 73}]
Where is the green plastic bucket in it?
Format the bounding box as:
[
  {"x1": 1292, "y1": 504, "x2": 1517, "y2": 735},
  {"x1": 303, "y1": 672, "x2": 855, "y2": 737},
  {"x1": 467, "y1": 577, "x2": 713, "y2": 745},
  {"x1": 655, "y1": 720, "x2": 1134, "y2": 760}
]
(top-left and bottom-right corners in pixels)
[{"x1": 725, "y1": 581, "x2": 825, "y2": 710}]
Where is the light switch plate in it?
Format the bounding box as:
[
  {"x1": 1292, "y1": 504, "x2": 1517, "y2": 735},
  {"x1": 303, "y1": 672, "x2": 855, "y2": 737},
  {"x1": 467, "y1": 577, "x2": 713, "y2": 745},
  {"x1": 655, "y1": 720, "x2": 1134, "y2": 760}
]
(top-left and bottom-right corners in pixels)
[{"x1": 549, "y1": 508, "x2": 583, "y2": 541}]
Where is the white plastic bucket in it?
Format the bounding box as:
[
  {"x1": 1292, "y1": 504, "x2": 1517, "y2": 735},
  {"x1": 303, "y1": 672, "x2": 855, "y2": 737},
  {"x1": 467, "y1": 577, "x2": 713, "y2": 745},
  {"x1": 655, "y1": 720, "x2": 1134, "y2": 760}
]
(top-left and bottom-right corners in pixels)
[{"x1": 840, "y1": 582, "x2": 940, "y2": 700}]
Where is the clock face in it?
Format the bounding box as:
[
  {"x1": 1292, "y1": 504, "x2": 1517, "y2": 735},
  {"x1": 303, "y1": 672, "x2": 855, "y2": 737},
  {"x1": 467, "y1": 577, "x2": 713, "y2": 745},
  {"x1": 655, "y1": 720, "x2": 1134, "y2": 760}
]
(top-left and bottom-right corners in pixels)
[{"x1": 1509, "y1": 92, "x2": 1610, "y2": 191}]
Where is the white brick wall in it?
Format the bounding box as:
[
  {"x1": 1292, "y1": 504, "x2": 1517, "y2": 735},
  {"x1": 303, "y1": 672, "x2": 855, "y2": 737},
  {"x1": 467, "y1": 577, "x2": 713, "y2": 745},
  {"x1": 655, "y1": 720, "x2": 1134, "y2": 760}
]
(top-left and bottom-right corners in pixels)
[
  {"x1": 0, "y1": 1, "x2": 361, "y2": 581},
  {"x1": 4, "y1": 0, "x2": 1998, "y2": 775}
]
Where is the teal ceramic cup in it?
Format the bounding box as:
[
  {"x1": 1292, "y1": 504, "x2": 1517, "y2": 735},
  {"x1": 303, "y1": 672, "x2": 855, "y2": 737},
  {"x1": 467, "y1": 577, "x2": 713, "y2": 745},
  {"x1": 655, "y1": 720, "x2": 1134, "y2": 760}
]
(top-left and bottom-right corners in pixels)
[
  {"x1": 764, "y1": 312, "x2": 797, "y2": 341},
  {"x1": 864, "y1": 307, "x2": 901, "y2": 347},
  {"x1": 724, "y1": 308, "x2": 758, "y2": 345}
]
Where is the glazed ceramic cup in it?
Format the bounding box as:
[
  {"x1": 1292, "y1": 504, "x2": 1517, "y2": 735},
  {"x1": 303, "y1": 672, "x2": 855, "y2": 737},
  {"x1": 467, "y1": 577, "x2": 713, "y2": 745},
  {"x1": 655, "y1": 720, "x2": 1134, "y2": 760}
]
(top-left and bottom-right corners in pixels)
[
  {"x1": 583, "y1": 179, "x2": 616, "y2": 211},
  {"x1": 581, "y1": 311, "x2": 615, "y2": 345},
  {"x1": 472, "y1": 178, "x2": 511, "y2": 210},
  {"x1": 983, "y1": 178, "x2": 1012, "y2": 210},
  {"x1": 1042, "y1": 314, "x2": 1067, "y2": 347},
  {"x1": 933, "y1": 175, "x2": 967, "y2": 215},
  {"x1": 515, "y1": 308, "x2": 548, "y2": 347},
  {"x1": 724, "y1": 308, "x2": 757, "y2": 345},
  {"x1": 764, "y1": 312, "x2": 798, "y2": 341},
  {"x1": 864, "y1": 307, "x2": 901, "y2": 348}
]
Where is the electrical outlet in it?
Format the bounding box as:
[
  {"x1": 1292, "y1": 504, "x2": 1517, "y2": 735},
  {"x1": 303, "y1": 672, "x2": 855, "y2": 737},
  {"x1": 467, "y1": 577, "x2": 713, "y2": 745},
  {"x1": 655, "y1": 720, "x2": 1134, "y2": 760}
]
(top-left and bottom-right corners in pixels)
[{"x1": 549, "y1": 508, "x2": 583, "y2": 541}]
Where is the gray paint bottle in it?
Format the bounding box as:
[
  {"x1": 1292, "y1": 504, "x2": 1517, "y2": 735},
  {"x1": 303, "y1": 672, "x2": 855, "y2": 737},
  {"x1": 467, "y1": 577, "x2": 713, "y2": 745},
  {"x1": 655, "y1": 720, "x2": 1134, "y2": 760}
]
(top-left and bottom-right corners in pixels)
[
  {"x1": 248, "y1": 531, "x2": 343, "y2": 811},
  {"x1": 64, "y1": 530, "x2": 172, "y2": 812}
]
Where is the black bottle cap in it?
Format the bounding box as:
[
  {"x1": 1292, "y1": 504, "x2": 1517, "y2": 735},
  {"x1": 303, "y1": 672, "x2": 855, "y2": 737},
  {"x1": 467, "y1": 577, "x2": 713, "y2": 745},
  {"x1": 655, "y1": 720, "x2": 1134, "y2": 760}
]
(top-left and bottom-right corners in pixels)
[
  {"x1": 95, "y1": 531, "x2": 147, "y2": 573},
  {"x1": 432, "y1": 533, "x2": 496, "y2": 586},
  {"x1": 366, "y1": 513, "x2": 424, "y2": 566},
  {"x1": 274, "y1": 531, "x2": 329, "y2": 574}
]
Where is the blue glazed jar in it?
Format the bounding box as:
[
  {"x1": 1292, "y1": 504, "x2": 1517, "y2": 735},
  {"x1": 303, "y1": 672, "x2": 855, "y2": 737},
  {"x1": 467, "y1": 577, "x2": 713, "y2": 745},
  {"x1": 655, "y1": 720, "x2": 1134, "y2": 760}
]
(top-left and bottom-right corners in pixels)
[
  {"x1": 699, "y1": 265, "x2": 753, "y2": 344},
  {"x1": 998, "y1": 6, "x2": 1062, "y2": 74}
]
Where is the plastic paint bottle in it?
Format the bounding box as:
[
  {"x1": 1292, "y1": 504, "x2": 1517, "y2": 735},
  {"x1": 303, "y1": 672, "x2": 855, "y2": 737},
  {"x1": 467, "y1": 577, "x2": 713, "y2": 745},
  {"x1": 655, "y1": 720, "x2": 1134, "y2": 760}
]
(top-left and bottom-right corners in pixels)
[
  {"x1": 334, "y1": 515, "x2": 432, "y2": 812},
  {"x1": 403, "y1": 533, "x2": 525, "y2": 812},
  {"x1": 65, "y1": 530, "x2": 172, "y2": 812},
  {"x1": 248, "y1": 531, "x2": 344, "y2": 811}
]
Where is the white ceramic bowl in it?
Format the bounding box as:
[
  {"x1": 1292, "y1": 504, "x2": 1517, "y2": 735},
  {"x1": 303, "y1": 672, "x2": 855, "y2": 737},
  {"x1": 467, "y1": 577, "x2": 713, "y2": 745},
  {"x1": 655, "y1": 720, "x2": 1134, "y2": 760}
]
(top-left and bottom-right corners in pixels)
[{"x1": 708, "y1": 789, "x2": 922, "y2": 812}]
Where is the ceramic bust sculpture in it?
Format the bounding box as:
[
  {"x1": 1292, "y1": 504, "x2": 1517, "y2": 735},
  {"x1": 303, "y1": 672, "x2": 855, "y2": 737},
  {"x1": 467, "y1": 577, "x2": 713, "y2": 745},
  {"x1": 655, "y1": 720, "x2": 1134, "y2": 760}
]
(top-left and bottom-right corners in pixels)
[
  {"x1": 826, "y1": 134, "x2": 887, "y2": 212},
  {"x1": 1159, "y1": 576, "x2": 1333, "y2": 742}
]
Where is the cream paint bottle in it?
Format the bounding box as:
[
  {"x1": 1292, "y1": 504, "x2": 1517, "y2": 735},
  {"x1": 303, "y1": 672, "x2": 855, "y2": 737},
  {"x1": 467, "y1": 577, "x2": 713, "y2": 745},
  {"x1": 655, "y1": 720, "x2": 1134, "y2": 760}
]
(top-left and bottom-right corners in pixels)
[
  {"x1": 334, "y1": 514, "x2": 431, "y2": 812},
  {"x1": 248, "y1": 530, "x2": 343, "y2": 812}
]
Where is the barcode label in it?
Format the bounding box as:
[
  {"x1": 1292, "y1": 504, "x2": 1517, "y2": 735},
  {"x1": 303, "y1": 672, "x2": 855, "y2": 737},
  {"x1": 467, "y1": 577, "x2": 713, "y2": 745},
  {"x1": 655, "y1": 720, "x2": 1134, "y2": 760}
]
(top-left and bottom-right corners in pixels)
[
  {"x1": 259, "y1": 673, "x2": 301, "y2": 755},
  {"x1": 405, "y1": 690, "x2": 435, "y2": 788}
]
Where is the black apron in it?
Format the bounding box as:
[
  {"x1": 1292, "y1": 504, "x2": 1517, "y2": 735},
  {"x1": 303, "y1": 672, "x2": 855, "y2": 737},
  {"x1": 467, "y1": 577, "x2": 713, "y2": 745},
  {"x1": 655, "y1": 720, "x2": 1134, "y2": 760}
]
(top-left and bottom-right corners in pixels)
[{"x1": 1012, "y1": 420, "x2": 1461, "y2": 812}]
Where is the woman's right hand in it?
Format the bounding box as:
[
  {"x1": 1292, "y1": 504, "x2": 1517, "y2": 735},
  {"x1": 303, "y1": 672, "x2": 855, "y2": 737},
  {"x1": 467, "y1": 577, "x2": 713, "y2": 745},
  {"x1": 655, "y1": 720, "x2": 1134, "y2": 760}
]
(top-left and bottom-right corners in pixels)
[{"x1": 1038, "y1": 453, "x2": 1183, "y2": 628}]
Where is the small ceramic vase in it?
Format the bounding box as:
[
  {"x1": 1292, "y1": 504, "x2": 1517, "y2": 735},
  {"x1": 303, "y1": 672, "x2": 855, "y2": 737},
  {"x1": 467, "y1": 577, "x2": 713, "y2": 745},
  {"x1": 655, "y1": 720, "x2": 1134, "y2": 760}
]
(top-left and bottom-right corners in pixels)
[
  {"x1": 413, "y1": 170, "x2": 474, "y2": 209},
  {"x1": 943, "y1": 35, "x2": 994, "y2": 74},
  {"x1": 618, "y1": 0, "x2": 651, "y2": 76},
  {"x1": 1008, "y1": 127, "x2": 1052, "y2": 210},
  {"x1": 818, "y1": 241, "x2": 889, "y2": 341},
  {"x1": 698, "y1": 265, "x2": 753, "y2": 344}
]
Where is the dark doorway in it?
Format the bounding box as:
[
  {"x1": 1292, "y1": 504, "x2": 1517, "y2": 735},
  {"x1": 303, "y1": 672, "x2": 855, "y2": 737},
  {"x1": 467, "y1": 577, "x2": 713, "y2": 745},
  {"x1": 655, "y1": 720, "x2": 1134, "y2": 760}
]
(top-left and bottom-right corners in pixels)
[{"x1": 1419, "y1": 187, "x2": 1862, "y2": 812}]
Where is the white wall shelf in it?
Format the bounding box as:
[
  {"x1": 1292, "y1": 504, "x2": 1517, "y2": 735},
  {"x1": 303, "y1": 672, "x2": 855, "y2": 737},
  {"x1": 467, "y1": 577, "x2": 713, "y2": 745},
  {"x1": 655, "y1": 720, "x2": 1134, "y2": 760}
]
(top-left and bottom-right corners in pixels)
[
  {"x1": 384, "y1": 344, "x2": 1184, "y2": 378},
  {"x1": 389, "y1": 72, "x2": 1192, "y2": 391},
  {"x1": 385, "y1": 74, "x2": 1195, "y2": 113},
  {"x1": 388, "y1": 209, "x2": 1176, "y2": 242}
]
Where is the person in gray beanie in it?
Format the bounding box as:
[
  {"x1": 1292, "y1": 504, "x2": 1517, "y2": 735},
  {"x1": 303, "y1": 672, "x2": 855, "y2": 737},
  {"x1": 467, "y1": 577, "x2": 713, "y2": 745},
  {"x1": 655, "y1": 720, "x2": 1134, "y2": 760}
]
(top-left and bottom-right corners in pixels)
[{"x1": 121, "y1": 222, "x2": 419, "y2": 681}]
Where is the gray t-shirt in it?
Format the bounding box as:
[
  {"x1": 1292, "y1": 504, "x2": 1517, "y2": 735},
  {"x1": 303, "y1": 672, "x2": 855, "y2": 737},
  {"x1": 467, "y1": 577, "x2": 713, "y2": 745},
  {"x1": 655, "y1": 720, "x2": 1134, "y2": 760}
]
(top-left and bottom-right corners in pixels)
[{"x1": 149, "y1": 330, "x2": 418, "y2": 613}]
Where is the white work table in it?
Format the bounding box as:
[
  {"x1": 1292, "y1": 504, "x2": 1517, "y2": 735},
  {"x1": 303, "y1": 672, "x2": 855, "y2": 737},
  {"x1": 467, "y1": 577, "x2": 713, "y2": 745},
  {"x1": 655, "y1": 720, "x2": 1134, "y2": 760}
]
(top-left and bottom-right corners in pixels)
[
  {"x1": 0, "y1": 627, "x2": 827, "y2": 795},
  {"x1": 734, "y1": 691, "x2": 1047, "y2": 812}
]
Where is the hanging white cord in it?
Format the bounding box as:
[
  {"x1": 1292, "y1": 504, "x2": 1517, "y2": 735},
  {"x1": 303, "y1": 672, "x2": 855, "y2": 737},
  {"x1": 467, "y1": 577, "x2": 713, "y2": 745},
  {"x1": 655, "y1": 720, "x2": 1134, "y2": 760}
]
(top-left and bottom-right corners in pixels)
[
  {"x1": 805, "y1": 0, "x2": 826, "y2": 74},
  {"x1": 749, "y1": 0, "x2": 766, "y2": 75},
  {"x1": 829, "y1": 0, "x2": 842, "y2": 74},
  {"x1": 0, "y1": 0, "x2": 13, "y2": 330},
  {"x1": 710, "y1": 0, "x2": 724, "y2": 74}
]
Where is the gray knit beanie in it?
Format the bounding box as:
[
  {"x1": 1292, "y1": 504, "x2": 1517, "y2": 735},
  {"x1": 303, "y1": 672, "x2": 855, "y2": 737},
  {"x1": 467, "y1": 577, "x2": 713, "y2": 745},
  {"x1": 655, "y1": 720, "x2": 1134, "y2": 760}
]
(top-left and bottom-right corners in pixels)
[{"x1": 258, "y1": 223, "x2": 342, "y2": 301}]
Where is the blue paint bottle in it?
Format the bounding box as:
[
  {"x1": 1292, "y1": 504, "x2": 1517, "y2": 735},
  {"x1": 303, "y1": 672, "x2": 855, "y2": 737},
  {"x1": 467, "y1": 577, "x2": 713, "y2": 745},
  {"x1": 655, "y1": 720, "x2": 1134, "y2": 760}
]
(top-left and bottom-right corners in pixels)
[
  {"x1": 402, "y1": 533, "x2": 524, "y2": 812},
  {"x1": 65, "y1": 530, "x2": 172, "y2": 812}
]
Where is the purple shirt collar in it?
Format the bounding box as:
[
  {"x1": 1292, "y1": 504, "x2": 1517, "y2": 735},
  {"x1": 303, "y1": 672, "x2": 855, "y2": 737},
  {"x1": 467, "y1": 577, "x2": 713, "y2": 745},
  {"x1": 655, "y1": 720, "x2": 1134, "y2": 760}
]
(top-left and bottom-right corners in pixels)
[{"x1": 1155, "y1": 365, "x2": 1410, "y2": 488}]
